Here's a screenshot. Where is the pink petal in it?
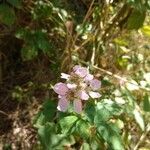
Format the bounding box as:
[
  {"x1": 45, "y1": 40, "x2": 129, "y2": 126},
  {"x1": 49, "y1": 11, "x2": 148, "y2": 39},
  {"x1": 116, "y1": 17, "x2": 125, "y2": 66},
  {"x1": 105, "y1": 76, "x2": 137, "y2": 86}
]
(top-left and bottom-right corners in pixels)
[
  {"x1": 61, "y1": 73, "x2": 70, "y2": 80},
  {"x1": 73, "y1": 100, "x2": 82, "y2": 114},
  {"x1": 84, "y1": 74, "x2": 94, "y2": 81},
  {"x1": 78, "y1": 91, "x2": 89, "y2": 100},
  {"x1": 53, "y1": 82, "x2": 69, "y2": 95},
  {"x1": 67, "y1": 83, "x2": 77, "y2": 89},
  {"x1": 74, "y1": 66, "x2": 88, "y2": 77},
  {"x1": 90, "y1": 79, "x2": 101, "y2": 90},
  {"x1": 89, "y1": 91, "x2": 101, "y2": 98},
  {"x1": 73, "y1": 65, "x2": 81, "y2": 71},
  {"x1": 57, "y1": 97, "x2": 69, "y2": 112}
]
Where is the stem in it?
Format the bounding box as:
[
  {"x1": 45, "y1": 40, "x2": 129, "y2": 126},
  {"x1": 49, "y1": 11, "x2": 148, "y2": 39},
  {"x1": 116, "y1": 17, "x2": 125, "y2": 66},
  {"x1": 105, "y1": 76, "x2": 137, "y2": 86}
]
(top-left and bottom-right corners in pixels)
[{"x1": 133, "y1": 123, "x2": 150, "y2": 150}]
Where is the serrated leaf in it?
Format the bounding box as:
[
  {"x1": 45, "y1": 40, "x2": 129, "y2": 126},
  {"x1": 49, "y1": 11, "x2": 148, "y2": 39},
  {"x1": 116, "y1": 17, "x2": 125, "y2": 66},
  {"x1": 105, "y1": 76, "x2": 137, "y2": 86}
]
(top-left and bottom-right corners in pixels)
[
  {"x1": 127, "y1": 9, "x2": 146, "y2": 30},
  {"x1": 33, "y1": 100, "x2": 57, "y2": 128},
  {"x1": 7, "y1": 0, "x2": 21, "y2": 8},
  {"x1": 33, "y1": 112, "x2": 45, "y2": 128},
  {"x1": 59, "y1": 116, "x2": 78, "y2": 134},
  {"x1": 0, "y1": 4, "x2": 16, "y2": 25},
  {"x1": 42, "y1": 100, "x2": 57, "y2": 121},
  {"x1": 38, "y1": 123, "x2": 55, "y2": 150},
  {"x1": 84, "y1": 101, "x2": 96, "y2": 123},
  {"x1": 133, "y1": 109, "x2": 145, "y2": 131},
  {"x1": 38, "y1": 123, "x2": 75, "y2": 149},
  {"x1": 75, "y1": 120, "x2": 90, "y2": 139},
  {"x1": 94, "y1": 100, "x2": 122, "y2": 124},
  {"x1": 98, "y1": 123, "x2": 124, "y2": 150},
  {"x1": 143, "y1": 94, "x2": 150, "y2": 112}
]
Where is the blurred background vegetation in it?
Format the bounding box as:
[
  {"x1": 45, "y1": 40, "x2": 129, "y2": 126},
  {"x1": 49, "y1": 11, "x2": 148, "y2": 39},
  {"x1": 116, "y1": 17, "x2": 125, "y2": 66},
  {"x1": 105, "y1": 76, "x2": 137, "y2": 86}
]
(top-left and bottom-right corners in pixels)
[{"x1": 0, "y1": 0, "x2": 150, "y2": 149}]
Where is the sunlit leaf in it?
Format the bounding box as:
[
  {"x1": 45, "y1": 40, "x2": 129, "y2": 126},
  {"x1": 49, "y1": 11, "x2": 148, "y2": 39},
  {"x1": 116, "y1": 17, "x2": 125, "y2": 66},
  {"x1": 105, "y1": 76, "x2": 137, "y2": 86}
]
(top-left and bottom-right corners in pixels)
[
  {"x1": 141, "y1": 26, "x2": 150, "y2": 37},
  {"x1": 80, "y1": 142, "x2": 90, "y2": 150},
  {"x1": 38, "y1": 123, "x2": 75, "y2": 149},
  {"x1": 59, "y1": 116, "x2": 78, "y2": 134},
  {"x1": 94, "y1": 100, "x2": 122, "y2": 124},
  {"x1": 126, "y1": 80, "x2": 139, "y2": 91},
  {"x1": 133, "y1": 109, "x2": 145, "y2": 131},
  {"x1": 75, "y1": 120, "x2": 90, "y2": 139},
  {"x1": 98, "y1": 123, "x2": 124, "y2": 150}
]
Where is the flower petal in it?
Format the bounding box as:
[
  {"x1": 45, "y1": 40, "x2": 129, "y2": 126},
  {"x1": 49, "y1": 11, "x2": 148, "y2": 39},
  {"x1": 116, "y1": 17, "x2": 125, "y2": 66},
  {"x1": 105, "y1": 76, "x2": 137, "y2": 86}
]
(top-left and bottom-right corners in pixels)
[
  {"x1": 61, "y1": 73, "x2": 70, "y2": 80},
  {"x1": 53, "y1": 82, "x2": 69, "y2": 95},
  {"x1": 89, "y1": 91, "x2": 101, "y2": 98},
  {"x1": 90, "y1": 79, "x2": 101, "y2": 90},
  {"x1": 84, "y1": 74, "x2": 94, "y2": 82},
  {"x1": 73, "y1": 99, "x2": 82, "y2": 114},
  {"x1": 74, "y1": 66, "x2": 88, "y2": 77},
  {"x1": 73, "y1": 65, "x2": 81, "y2": 71},
  {"x1": 78, "y1": 90, "x2": 89, "y2": 100},
  {"x1": 67, "y1": 83, "x2": 77, "y2": 90},
  {"x1": 57, "y1": 97, "x2": 69, "y2": 112}
]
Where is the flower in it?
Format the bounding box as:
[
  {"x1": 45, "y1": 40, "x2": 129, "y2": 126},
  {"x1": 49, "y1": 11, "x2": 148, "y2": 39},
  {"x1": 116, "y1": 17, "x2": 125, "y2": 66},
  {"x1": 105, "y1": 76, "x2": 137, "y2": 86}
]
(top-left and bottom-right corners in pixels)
[
  {"x1": 61, "y1": 73, "x2": 70, "y2": 80},
  {"x1": 90, "y1": 79, "x2": 101, "y2": 90},
  {"x1": 73, "y1": 65, "x2": 89, "y2": 77},
  {"x1": 53, "y1": 65, "x2": 101, "y2": 113},
  {"x1": 53, "y1": 82, "x2": 69, "y2": 95}
]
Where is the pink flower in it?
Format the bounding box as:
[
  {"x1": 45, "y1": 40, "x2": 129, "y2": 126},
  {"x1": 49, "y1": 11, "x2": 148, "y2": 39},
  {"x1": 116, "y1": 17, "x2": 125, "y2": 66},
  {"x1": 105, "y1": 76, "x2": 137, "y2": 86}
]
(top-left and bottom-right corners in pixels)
[
  {"x1": 74, "y1": 66, "x2": 88, "y2": 77},
  {"x1": 61, "y1": 73, "x2": 70, "y2": 80},
  {"x1": 90, "y1": 79, "x2": 101, "y2": 91},
  {"x1": 57, "y1": 96, "x2": 69, "y2": 112},
  {"x1": 67, "y1": 83, "x2": 77, "y2": 89},
  {"x1": 53, "y1": 65, "x2": 102, "y2": 113},
  {"x1": 89, "y1": 91, "x2": 101, "y2": 98},
  {"x1": 73, "y1": 65, "x2": 81, "y2": 71},
  {"x1": 53, "y1": 82, "x2": 69, "y2": 95},
  {"x1": 73, "y1": 100, "x2": 82, "y2": 113},
  {"x1": 78, "y1": 90, "x2": 89, "y2": 100},
  {"x1": 84, "y1": 74, "x2": 94, "y2": 81}
]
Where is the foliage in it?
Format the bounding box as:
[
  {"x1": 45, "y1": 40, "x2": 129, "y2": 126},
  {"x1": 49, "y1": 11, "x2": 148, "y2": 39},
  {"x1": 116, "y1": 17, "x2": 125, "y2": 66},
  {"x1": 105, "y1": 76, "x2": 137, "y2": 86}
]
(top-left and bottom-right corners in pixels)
[{"x1": 0, "y1": 0, "x2": 150, "y2": 149}]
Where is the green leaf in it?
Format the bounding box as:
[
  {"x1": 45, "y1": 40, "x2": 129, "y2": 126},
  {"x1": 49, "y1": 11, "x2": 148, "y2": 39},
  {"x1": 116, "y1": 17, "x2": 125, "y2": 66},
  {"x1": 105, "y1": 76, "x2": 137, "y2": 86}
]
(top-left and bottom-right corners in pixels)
[
  {"x1": 80, "y1": 142, "x2": 90, "y2": 150},
  {"x1": 38, "y1": 123, "x2": 75, "y2": 149},
  {"x1": 7, "y1": 0, "x2": 21, "y2": 8},
  {"x1": 98, "y1": 123, "x2": 124, "y2": 150},
  {"x1": 84, "y1": 101, "x2": 96, "y2": 123},
  {"x1": 143, "y1": 94, "x2": 150, "y2": 112},
  {"x1": 75, "y1": 120, "x2": 90, "y2": 139},
  {"x1": 94, "y1": 100, "x2": 122, "y2": 124},
  {"x1": 0, "y1": 4, "x2": 16, "y2": 26},
  {"x1": 21, "y1": 45, "x2": 38, "y2": 60},
  {"x1": 127, "y1": 9, "x2": 146, "y2": 30},
  {"x1": 38, "y1": 123, "x2": 55, "y2": 150},
  {"x1": 33, "y1": 100, "x2": 57, "y2": 128},
  {"x1": 59, "y1": 116, "x2": 78, "y2": 134},
  {"x1": 42, "y1": 100, "x2": 57, "y2": 121},
  {"x1": 35, "y1": 31, "x2": 51, "y2": 53},
  {"x1": 133, "y1": 109, "x2": 145, "y2": 131}
]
